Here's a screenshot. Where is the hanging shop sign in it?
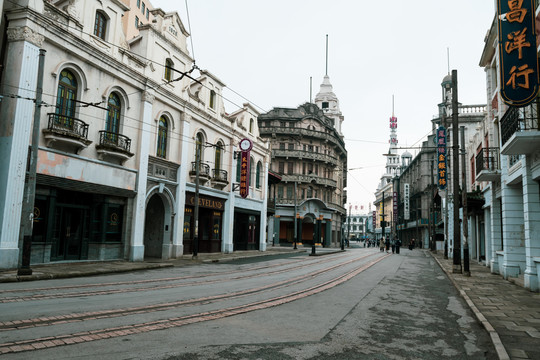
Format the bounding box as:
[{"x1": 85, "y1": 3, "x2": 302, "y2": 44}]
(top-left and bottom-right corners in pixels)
[
  {"x1": 239, "y1": 138, "x2": 253, "y2": 198},
  {"x1": 497, "y1": 0, "x2": 539, "y2": 106},
  {"x1": 437, "y1": 126, "x2": 447, "y2": 190},
  {"x1": 393, "y1": 191, "x2": 398, "y2": 226},
  {"x1": 372, "y1": 211, "x2": 376, "y2": 230},
  {"x1": 403, "y1": 183, "x2": 410, "y2": 220}
]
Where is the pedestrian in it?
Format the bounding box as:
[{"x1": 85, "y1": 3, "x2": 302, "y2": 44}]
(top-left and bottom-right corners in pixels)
[
  {"x1": 391, "y1": 238, "x2": 395, "y2": 254},
  {"x1": 395, "y1": 238, "x2": 401, "y2": 254},
  {"x1": 385, "y1": 237, "x2": 390, "y2": 253},
  {"x1": 379, "y1": 238, "x2": 385, "y2": 252}
]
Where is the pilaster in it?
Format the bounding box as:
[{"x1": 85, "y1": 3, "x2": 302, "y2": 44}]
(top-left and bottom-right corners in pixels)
[
  {"x1": 0, "y1": 31, "x2": 42, "y2": 269},
  {"x1": 172, "y1": 117, "x2": 190, "y2": 257},
  {"x1": 523, "y1": 155, "x2": 540, "y2": 291},
  {"x1": 129, "y1": 90, "x2": 154, "y2": 261}
]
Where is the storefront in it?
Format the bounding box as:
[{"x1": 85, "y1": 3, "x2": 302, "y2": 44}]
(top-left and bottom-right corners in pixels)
[
  {"x1": 233, "y1": 209, "x2": 260, "y2": 250},
  {"x1": 183, "y1": 192, "x2": 226, "y2": 254},
  {"x1": 31, "y1": 182, "x2": 130, "y2": 263}
]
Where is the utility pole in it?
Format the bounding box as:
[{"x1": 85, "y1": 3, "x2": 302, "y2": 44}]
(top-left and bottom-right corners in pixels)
[
  {"x1": 451, "y1": 69, "x2": 462, "y2": 273},
  {"x1": 193, "y1": 142, "x2": 200, "y2": 259},
  {"x1": 381, "y1": 192, "x2": 385, "y2": 242},
  {"x1": 460, "y1": 126, "x2": 470, "y2": 276},
  {"x1": 18, "y1": 49, "x2": 46, "y2": 276}
]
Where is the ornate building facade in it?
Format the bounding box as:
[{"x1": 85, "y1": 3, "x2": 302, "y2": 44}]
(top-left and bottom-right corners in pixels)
[{"x1": 258, "y1": 76, "x2": 347, "y2": 248}]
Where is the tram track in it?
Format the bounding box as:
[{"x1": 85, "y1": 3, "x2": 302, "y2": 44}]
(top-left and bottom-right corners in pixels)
[
  {"x1": 0, "y1": 253, "x2": 346, "y2": 303},
  {"x1": 0, "y1": 253, "x2": 390, "y2": 355},
  {"x1": 0, "y1": 252, "x2": 378, "y2": 331}
]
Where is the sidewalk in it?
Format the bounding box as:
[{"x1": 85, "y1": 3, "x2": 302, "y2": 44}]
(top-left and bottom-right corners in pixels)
[
  {"x1": 0, "y1": 247, "x2": 314, "y2": 283},
  {"x1": 431, "y1": 251, "x2": 540, "y2": 360}
]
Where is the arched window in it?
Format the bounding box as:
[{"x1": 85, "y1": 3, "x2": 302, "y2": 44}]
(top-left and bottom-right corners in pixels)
[
  {"x1": 249, "y1": 118, "x2": 254, "y2": 133},
  {"x1": 94, "y1": 11, "x2": 107, "y2": 40},
  {"x1": 164, "y1": 58, "x2": 174, "y2": 81},
  {"x1": 195, "y1": 132, "x2": 204, "y2": 162},
  {"x1": 256, "y1": 161, "x2": 262, "y2": 189},
  {"x1": 55, "y1": 70, "x2": 78, "y2": 124},
  {"x1": 157, "y1": 116, "x2": 168, "y2": 158},
  {"x1": 215, "y1": 141, "x2": 223, "y2": 171},
  {"x1": 209, "y1": 90, "x2": 216, "y2": 109},
  {"x1": 249, "y1": 157, "x2": 253, "y2": 187},
  {"x1": 106, "y1": 92, "x2": 121, "y2": 135}
]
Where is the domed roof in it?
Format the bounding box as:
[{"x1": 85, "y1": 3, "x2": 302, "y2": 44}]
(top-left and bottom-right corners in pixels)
[
  {"x1": 401, "y1": 151, "x2": 413, "y2": 158},
  {"x1": 441, "y1": 73, "x2": 452, "y2": 86}
]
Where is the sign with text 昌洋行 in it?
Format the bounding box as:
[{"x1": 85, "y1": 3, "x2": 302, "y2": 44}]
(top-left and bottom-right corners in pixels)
[
  {"x1": 437, "y1": 126, "x2": 447, "y2": 190},
  {"x1": 498, "y1": 0, "x2": 539, "y2": 106}
]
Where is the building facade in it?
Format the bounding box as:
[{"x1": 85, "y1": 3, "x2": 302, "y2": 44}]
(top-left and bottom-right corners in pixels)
[
  {"x1": 258, "y1": 76, "x2": 347, "y2": 248},
  {"x1": 0, "y1": 0, "x2": 269, "y2": 269}
]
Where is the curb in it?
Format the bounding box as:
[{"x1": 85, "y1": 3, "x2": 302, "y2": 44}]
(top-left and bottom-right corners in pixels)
[
  {"x1": 309, "y1": 249, "x2": 346, "y2": 256},
  {"x1": 430, "y1": 252, "x2": 510, "y2": 360}
]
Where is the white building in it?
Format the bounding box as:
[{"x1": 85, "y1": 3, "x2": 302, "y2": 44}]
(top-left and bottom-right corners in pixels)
[{"x1": 0, "y1": 0, "x2": 269, "y2": 269}]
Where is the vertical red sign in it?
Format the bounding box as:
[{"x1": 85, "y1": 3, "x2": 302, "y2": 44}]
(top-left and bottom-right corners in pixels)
[{"x1": 239, "y1": 151, "x2": 250, "y2": 198}]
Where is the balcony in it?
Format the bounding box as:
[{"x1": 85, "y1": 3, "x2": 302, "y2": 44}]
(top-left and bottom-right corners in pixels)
[
  {"x1": 272, "y1": 149, "x2": 339, "y2": 166},
  {"x1": 281, "y1": 174, "x2": 338, "y2": 188},
  {"x1": 42, "y1": 113, "x2": 92, "y2": 153},
  {"x1": 500, "y1": 105, "x2": 540, "y2": 155},
  {"x1": 259, "y1": 125, "x2": 346, "y2": 155},
  {"x1": 96, "y1": 130, "x2": 134, "y2": 164},
  {"x1": 475, "y1": 147, "x2": 501, "y2": 182},
  {"x1": 189, "y1": 161, "x2": 211, "y2": 185},
  {"x1": 212, "y1": 168, "x2": 229, "y2": 189}
]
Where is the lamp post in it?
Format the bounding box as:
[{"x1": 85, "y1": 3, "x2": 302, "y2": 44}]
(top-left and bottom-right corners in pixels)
[
  {"x1": 460, "y1": 126, "x2": 470, "y2": 276},
  {"x1": 293, "y1": 181, "x2": 298, "y2": 250}
]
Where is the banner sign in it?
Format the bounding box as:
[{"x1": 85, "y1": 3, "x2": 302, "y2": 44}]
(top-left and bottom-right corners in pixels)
[
  {"x1": 437, "y1": 126, "x2": 447, "y2": 190},
  {"x1": 393, "y1": 191, "x2": 398, "y2": 226},
  {"x1": 239, "y1": 138, "x2": 253, "y2": 198},
  {"x1": 404, "y1": 184, "x2": 410, "y2": 220},
  {"x1": 372, "y1": 211, "x2": 376, "y2": 230},
  {"x1": 498, "y1": 0, "x2": 539, "y2": 106}
]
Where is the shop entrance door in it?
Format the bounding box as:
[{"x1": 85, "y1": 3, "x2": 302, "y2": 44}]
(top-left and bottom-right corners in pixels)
[{"x1": 52, "y1": 206, "x2": 85, "y2": 260}]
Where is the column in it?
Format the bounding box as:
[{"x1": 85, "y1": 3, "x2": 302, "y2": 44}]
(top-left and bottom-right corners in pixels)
[
  {"x1": 0, "y1": 27, "x2": 43, "y2": 269},
  {"x1": 172, "y1": 116, "x2": 190, "y2": 257},
  {"x1": 523, "y1": 156, "x2": 540, "y2": 291},
  {"x1": 129, "y1": 90, "x2": 154, "y2": 261},
  {"x1": 259, "y1": 162, "x2": 269, "y2": 252},
  {"x1": 274, "y1": 216, "x2": 280, "y2": 246}
]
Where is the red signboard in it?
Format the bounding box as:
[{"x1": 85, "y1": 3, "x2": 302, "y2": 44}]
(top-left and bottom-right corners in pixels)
[{"x1": 239, "y1": 138, "x2": 253, "y2": 198}]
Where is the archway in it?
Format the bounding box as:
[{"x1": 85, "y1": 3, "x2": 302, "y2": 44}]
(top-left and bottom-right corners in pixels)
[{"x1": 144, "y1": 194, "x2": 165, "y2": 259}]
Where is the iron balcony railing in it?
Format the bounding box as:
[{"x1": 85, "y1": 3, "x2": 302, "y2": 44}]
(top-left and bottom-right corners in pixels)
[
  {"x1": 212, "y1": 168, "x2": 228, "y2": 182},
  {"x1": 500, "y1": 102, "x2": 540, "y2": 146},
  {"x1": 98, "y1": 130, "x2": 132, "y2": 153},
  {"x1": 190, "y1": 161, "x2": 210, "y2": 177},
  {"x1": 47, "y1": 113, "x2": 89, "y2": 139},
  {"x1": 475, "y1": 147, "x2": 500, "y2": 175}
]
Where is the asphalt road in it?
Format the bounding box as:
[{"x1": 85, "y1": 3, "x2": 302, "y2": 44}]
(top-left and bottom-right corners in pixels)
[{"x1": 0, "y1": 247, "x2": 496, "y2": 359}]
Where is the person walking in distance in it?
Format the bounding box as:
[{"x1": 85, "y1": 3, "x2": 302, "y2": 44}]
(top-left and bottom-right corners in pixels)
[{"x1": 379, "y1": 238, "x2": 385, "y2": 252}]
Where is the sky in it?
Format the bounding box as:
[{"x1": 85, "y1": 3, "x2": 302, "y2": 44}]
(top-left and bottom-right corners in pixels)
[{"x1": 152, "y1": 0, "x2": 495, "y2": 213}]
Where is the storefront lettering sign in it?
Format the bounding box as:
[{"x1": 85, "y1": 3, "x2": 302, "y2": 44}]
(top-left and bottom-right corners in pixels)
[
  {"x1": 186, "y1": 193, "x2": 225, "y2": 210},
  {"x1": 437, "y1": 126, "x2": 447, "y2": 190},
  {"x1": 404, "y1": 183, "x2": 410, "y2": 220},
  {"x1": 498, "y1": 0, "x2": 539, "y2": 106}
]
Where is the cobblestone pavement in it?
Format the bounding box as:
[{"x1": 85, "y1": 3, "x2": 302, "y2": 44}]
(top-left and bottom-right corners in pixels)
[{"x1": 431, "y1": 251, "x2": 540, "y2": 360}]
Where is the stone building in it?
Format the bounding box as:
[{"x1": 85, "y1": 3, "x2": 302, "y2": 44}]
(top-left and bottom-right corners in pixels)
[
  {"x1": 258, "y1": 75, "x2": 347, "y2": 248},
  {"x1": 0, "y1": 0, "x2": 269, "y2": 269}
]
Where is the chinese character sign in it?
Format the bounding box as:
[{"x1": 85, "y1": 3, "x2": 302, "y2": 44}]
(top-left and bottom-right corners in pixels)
[
  {"x1": 403, "y1": 184, "x2": 410, "y2": 220},
  {"x1": 372, "y1": 211, "x2": 376, "y2": 230},
  {"x1": 393, "y1": 191, "x2": 398, "y2": 225},
  {"x1": 437, "y1": 126, "x2": 447, "y2": 190},
  {"x1": 239, "y1": 151, "x2": 250, "y2": 198},
  {"x1": 498, "y1": 0, "x2": 539, "y2": 106}
]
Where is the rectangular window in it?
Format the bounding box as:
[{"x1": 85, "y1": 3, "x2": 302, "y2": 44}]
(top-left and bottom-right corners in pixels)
[
  {"x1": 287, "y1": 162, "x2": 293, "y2": 174},
  {"x1": 288, "y1": 143, "x2": 294, "y2": 150},
  {"x1": 146, "y1": 8, "x2": 150, "y2": 19},
  {"x1": 287, "y1": 185, "x2": 293, "y2": 199},
  {"x1": 137, "y1": 0, "x2": 140, "y2": 8},
  {"x1": 277, "y1": 185, "x2": 284, "y2": 199},
  {"x1": 279, "y1": 143, "x2": 285, "y2": 150},
  {"x1": 289, "y1": 122, "x2": 295, "y2": 128},
  {"x1": 278, "y1": 162, "x2": 284, "y2": 173},
  {"x1": 135, "y1": 16, "x2": 139, "y2": 28},
  {"x1": 142, "y1": 2, "x2": 145, "y2": 14}
]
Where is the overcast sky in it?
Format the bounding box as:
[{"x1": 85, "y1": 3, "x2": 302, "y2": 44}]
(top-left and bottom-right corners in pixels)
[{"x1": 152, "y1": 0, "x2": 495, "y2": 213}]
